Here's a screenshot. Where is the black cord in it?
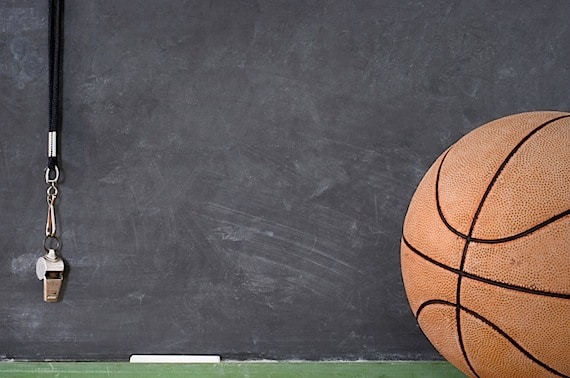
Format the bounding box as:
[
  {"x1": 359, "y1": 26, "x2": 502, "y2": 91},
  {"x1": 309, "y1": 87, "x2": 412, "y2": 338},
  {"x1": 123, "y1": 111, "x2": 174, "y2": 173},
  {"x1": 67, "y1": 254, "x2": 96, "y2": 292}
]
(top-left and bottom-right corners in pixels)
[{"x1": 48, "y1": 0, "x2": 64, "y2": 171}]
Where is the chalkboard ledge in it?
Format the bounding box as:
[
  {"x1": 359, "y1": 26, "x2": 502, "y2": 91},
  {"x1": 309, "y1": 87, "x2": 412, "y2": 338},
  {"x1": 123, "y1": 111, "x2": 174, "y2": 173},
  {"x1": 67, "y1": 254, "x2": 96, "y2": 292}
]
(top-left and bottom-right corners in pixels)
[{"x1": 0, "y1": 361, "x2": 463, "y2": 377}]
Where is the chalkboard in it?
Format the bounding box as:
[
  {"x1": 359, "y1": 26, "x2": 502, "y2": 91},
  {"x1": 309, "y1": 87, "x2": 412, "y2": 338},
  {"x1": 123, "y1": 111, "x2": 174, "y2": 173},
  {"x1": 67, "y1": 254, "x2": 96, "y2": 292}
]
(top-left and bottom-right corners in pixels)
[{"x1": 1, "y1": 0, "x2": 569, "y2": 361}]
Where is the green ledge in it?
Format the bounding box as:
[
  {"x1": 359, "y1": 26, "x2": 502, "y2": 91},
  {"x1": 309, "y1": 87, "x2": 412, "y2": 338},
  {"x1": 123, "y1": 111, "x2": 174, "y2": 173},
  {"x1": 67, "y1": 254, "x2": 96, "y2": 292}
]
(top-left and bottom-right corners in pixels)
[{"x1": 0, "y1": 361, "x2": 464, "y2": 377}]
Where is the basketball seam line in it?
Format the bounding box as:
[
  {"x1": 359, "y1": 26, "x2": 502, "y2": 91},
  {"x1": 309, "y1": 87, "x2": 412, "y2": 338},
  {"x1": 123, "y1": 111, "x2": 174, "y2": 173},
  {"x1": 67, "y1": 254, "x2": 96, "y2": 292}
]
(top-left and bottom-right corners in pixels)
[
  {"x1": 415, "y1": 299, "x2": 569, "y2": 378},
  {"x1": 435, "y1": 136, "x2": 570, "y2": 243},
  {"x1": 402, "y1": 236, "x2": 570, "y2": 299},
  {"x1": 438, "y1": 202, "x2": 570, "y2": 244},
  {"x1": 438, "y1": 115, "x2": 570, "y2": 378},
  {"x1": 470, "y1": 208, "x2": 570, "y2": 243}
]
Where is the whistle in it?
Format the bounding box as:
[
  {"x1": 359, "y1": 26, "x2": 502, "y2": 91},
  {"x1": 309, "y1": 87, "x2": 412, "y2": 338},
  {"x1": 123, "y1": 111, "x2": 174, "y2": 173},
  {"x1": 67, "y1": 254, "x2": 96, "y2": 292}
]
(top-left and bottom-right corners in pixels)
[{"x1": 36, "y1": 249, "x2": 65, "y2": 302}]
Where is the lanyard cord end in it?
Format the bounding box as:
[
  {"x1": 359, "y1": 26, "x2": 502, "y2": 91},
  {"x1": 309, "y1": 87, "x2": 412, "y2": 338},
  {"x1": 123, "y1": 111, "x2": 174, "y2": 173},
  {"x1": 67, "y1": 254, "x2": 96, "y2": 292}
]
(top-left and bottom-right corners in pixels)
[{"x1": 47, "y1": 131, "x2": 58, "y2": 171}]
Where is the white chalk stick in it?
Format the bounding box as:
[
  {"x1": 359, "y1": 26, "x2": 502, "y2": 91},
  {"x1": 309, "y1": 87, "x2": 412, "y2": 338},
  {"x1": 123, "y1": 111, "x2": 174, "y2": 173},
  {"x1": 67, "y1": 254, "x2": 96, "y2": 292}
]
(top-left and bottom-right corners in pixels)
[{"x1": 129, "y1": 355, "x2": 221, "y2": 363}]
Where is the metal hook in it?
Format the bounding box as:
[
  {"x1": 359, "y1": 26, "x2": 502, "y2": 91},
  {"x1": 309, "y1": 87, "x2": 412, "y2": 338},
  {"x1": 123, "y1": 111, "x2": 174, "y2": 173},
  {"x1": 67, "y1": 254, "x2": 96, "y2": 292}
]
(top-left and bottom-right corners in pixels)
[{"x1": 46, "y1": 195, "x2": 56, "y2": 237}]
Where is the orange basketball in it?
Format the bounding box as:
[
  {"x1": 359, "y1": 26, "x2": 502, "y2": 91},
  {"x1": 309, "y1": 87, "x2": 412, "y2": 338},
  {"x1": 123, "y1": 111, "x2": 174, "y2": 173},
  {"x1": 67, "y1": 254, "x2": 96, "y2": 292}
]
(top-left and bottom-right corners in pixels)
[{"x1": 401, "y1": 111, "x2": 570, "y2": 377}]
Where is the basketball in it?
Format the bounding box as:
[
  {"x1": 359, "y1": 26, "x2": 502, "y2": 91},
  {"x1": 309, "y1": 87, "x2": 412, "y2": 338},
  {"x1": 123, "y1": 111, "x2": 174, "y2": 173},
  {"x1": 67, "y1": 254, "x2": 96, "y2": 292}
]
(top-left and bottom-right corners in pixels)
[{"x1": 401, "y1": 111, "x2": 570, "y2": 377}]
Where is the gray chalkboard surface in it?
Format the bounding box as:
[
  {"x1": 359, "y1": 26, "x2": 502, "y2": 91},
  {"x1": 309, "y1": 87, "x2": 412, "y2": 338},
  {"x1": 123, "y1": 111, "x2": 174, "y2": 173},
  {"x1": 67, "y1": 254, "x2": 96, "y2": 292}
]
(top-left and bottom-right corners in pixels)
[{"x1": 1, "y1": 0, "x2": 569, "y2": 361}]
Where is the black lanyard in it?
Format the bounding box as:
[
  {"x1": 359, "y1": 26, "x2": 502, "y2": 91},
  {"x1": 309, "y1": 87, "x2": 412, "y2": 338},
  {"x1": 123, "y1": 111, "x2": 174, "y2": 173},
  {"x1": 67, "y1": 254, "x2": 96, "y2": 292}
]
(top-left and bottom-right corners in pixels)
[
  {"x1": 37, "y1": 0, "x2": 66, "y2": 303},
  {"x1": 48, "y1": 0, "x2": 63, "y2": 173}
]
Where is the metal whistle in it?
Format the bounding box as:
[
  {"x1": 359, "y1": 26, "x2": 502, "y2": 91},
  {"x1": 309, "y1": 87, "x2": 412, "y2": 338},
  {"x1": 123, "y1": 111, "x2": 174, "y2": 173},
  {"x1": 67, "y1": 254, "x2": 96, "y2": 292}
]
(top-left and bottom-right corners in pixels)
[{"x1": 36, "y1": 249, "x2": 64, "y2": 302}]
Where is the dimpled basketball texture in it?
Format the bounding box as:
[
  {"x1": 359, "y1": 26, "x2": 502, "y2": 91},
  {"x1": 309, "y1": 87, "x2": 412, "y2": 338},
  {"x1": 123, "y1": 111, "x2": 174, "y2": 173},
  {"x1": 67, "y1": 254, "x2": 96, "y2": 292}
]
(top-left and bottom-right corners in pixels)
[{"x1": 401, "y1": 111, "x2": 570, "y2": 378}]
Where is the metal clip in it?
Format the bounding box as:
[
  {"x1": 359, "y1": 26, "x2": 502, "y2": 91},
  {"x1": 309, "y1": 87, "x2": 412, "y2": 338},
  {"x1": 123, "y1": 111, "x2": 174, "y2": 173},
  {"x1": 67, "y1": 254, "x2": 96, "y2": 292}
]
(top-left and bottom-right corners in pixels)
[
  {"x1": 36, "y1": 249, "x2": 65, "y2": 302},
  {"x1": 46, "y1": 194, "x2": 57, "y2": 237}
]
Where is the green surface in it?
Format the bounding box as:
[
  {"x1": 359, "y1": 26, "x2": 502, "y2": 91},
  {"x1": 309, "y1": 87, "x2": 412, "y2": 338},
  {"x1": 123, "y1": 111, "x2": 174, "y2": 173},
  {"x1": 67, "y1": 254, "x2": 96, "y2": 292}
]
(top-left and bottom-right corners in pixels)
[{"x1": 0, "y1": 361, "x2": 464, "y2": 377}]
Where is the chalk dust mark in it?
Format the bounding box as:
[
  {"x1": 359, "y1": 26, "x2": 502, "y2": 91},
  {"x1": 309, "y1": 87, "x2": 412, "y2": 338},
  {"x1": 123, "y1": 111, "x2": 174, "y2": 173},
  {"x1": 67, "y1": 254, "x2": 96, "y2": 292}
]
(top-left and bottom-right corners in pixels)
[
  {"x1": 166, "y1": 166, "x2": 197, "y2": 203},
  {"x1": 202, "y1": 203, "x2": 363, "y2": 275},
  {"x1": 182, "y1": 208, "x2": 234, "y2": 269},
  {"x1": 240, "y1": 145, "x2": 297, "y2": 177}
]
